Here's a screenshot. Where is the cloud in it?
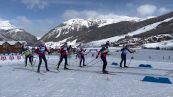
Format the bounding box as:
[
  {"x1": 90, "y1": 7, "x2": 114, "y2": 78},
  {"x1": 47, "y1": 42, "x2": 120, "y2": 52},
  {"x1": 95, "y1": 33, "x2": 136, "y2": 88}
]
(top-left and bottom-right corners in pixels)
[
  {"x1": 62, "y1": 9, "x2": 142, "y2": 21},
  {"x1": 10, "y1": 16, "x2": 56, "y2": 28},
  {"x1": 137, "y1": 4, "x2": 157, "y2": 17},
  {"x1": 21, "y1": 0, "x2": 48, "y2": 9},
  {"x1": 137, "y1": 4, "x2": 171, "y2": 17},
  {"x1": 11, "y1": 16, "x2": 32, "y2": 26},
  {"x1": 20, "y1": 0, "x2": 94, "y2": 9},
  {"x1": 9, "y1": 16, "x2": 59, "y2": 36},
  {"x1": 62, "y1": 10, "x2": 135, "y2": 20},
  {"x1": 62, "y1": 10, "x2": 100, "y2": 20},
  {"x1": 158, "y1": 7, "x2": 170, "y2": 15}
]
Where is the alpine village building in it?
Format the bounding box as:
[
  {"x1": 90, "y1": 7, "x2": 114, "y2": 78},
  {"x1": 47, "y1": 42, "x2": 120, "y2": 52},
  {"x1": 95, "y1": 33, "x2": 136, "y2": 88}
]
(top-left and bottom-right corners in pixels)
[{"x1": 0, "y1": 41, "x2": 27, "y2": 54}]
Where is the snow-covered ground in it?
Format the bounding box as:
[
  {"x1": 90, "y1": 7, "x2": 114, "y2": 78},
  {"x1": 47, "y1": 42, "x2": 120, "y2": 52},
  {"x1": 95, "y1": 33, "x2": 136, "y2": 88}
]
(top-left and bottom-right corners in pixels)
[
  {"x1": 143, "y1": 39, "x2": 173, "y2": 49},
  {"x1": 0, "y1": 49, "x2": 173, "y2": 97},
  {"x1": 45, "y1": 39, "x2": 78, "y2": 49}
]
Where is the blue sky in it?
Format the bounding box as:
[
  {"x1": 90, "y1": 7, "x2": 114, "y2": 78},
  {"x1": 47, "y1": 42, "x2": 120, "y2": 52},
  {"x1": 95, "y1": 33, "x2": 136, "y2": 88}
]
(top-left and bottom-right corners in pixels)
[{"x1": 0, "y1": 0, "x2": 173, "y2": 37}]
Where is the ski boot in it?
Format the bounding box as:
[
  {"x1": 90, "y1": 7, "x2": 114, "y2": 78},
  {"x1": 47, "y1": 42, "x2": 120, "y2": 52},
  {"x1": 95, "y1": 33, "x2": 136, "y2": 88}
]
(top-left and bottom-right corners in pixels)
[
  {"x1": 124, "y1": 66, "x2": 128, "y2": 68},
  {"x1": 102, "y1": 70, "x2": 109, "y2": 74},
  {"x1": 64, "y1": 67, "x2": 69, "y2": 70},
  {"x1": 46, "y1": 69, "x2": 50, "y2": 71}
]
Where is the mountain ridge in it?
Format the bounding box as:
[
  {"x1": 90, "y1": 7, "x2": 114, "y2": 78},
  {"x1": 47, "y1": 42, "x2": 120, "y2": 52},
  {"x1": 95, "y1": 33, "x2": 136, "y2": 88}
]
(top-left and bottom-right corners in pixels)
[
  {"x1": 0, "y1": 20, "x2": 37, "y2": 45},
  {"x1": 40, "y1": 11, "x2": 173, "y2": 48}
]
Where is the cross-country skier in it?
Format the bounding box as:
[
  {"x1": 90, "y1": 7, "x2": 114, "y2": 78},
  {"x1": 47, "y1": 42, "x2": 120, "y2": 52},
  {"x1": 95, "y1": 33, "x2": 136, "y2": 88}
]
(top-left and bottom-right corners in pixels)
[
  {"x1": 57, "y1": 42, "x2": 69, "y2": 70},
  {"x1": 22, "y1": 47, "x2": 33, "y2": 67},
  {"x1": 120, "y1": 44, "x2": 135, "y2": 68},
  {"x1": 76, "y1": 45, "x2": 86, "y2": 67},
  {"x1": 96, "y1": 41, "x2": 110, "y2": 74},
  {"x1": 35, "y1": 42, "x2": 50, "y2": 73}
]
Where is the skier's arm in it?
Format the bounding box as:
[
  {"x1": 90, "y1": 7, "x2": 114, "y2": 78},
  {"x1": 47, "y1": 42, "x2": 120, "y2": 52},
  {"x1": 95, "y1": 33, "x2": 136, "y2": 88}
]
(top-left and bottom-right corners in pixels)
[
  {"x1": 34, "y1": 48, "x2": 39, "y2": 54},
  {"x1": 35, "y1": 48, "x2": 42, "y2": 55},
  {"x1": 59, "y1": 48, "x2": 64, "y2": 54},
  {"x1": 85, "y1": 50, "x2": 90, "y2": 55},
  {"x1": 96, "y1": 52, "x2": 100, "y2": 59},
  {"x1": 45, "y1": 47, "x2": 50, "y2": 53},
  {"x1": 22, "y1": 51, "x2": 25, "y2": 55},
  {"x1": 76, "y1": 53, "x2": 79, "y2": 59},
  {"x1": 82, "y1": 49, "x2": 87, "y2": 55},
  {"x1": 103, "y1": 49, "x2": 109, "y2": 53},
  {"x1": 57, "y1": 49, "x2": 60, "y2": 54},
  {"x1": 127, "y1": 48, "x2": 135, "y2": 53},
  {"x1": 96, "y1": 49, "x2": 102, "y2": 59}
]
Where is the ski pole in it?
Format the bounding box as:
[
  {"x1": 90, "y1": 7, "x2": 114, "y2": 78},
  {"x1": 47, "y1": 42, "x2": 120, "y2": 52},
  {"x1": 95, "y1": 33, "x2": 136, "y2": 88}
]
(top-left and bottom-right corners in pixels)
[
  {"x1": 127, "y1": 52, "x2": 134, "y2": 67},
  {"x1": 69, "y1": 55, "x2": 71, "y2": 65},
  {"x1": 85, "y1": 51, "x2": 90, "y2": 63},
  {"x1": 87, "y1": 60, "x2": 102, "y2": 67},
  {"x1": 86, "y1": 58, "x2": 97, "y2": 65},
  {"x1": 33, "y1": 56, "x2": 37, "y2": 65}
]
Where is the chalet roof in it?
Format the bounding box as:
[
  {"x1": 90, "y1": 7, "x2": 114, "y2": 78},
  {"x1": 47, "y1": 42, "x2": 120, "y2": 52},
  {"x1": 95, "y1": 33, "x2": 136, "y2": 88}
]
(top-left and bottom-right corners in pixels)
[{"x1": 7, "y1": 41, "x2": 17, "y2": 45}]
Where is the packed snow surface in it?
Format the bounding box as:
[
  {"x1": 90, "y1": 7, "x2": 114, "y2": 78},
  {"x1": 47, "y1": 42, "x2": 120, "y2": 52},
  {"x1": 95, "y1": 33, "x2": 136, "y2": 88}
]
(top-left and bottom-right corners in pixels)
[
  {"x1": 143, "y1": 39, "x2": 173, "y2": 49},
  {"x1": 0, "y1": 49, "x2": 173, "y2": 97}
]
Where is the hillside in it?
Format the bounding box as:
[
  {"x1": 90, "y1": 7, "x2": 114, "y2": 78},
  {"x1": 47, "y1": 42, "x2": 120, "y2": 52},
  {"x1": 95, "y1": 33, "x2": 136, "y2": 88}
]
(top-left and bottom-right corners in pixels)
[{"x1": 0, "y1": 20, "x2": 37, "y2": 45}]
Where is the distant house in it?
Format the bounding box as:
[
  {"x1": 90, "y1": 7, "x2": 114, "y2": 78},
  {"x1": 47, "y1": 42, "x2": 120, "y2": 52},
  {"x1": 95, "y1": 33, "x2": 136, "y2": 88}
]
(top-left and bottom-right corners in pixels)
[{"x1": 0, "y1": 41, "x2": 27, "y2": 54}]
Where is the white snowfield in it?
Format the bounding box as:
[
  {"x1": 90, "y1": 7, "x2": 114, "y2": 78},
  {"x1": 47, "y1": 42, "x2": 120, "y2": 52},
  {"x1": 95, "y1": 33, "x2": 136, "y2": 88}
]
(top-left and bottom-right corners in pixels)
[
  {"x1": 0, "y1": 49, "x2": 173, "y2": 97},
  {"x1": 45, "y1": 39, "x2": 78, "y2": 49},
  {"x1": 143, "y1": 39, "x2": 173, "y2": 49}
]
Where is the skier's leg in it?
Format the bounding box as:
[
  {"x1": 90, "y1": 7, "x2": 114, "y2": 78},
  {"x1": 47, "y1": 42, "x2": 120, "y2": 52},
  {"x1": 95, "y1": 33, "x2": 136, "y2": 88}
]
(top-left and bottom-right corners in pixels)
[
  {"x1": 103, "y1": 58, "x2": 107, "y2": 71},
  {"x1": 120, "y1": 55, "x2": 124, "y2": 67},
  {"x1": 43, "y1": 56, "x2": 49, "y2": 71},
  {"x1": 101, "y1": 57, "x2": 107, "y2": 72},
  {"x1": 29, "y1": 55, "x2": 33, "y2": 66},
  {"x1": 31, "y1": 55, "x2": 33, "y2": 63},
  {"x1": 79, "y1": 55, "x2": 82, "y2": 67},
  {"x1": 64, "y1": 56, "x2": 68, "y2": 69},
  {"x1": 57, "y1": 56, "x2": 63, "y2": 69},
  {"x1": 82, "y1": 55, "x2": 86, "y2": 66},
  {"x1": 37, "y1": 56, "x2": 42, "y2": 72},
  {"x1": 25, "y1": 56, "x2": 28, "y2": 67},
  {"x1": 124, "y1": 56, "x2": 127, "y2": 67}
]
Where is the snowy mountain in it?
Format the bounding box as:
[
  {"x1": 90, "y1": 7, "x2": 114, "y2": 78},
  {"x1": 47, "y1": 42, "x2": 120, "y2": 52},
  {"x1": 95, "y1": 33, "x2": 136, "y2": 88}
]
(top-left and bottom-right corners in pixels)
[
  {"x1": 0, "y1": 20, "x2": 37, "y2": 45},
  {"x1": 89, "y1": 16, "x2": 173, "y2": 46},
  {"x1": 41, "y1": 11, "x2": 173, "y2": 48},
  {"x1": 0, "y1": 33, "x2": 13, "y2": 41},
  {"x1": 41, "y1": 16, "x2": 141, "y2": 43}
]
